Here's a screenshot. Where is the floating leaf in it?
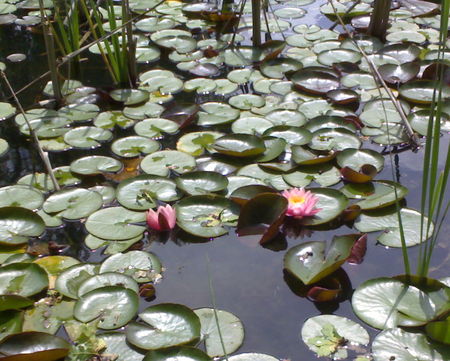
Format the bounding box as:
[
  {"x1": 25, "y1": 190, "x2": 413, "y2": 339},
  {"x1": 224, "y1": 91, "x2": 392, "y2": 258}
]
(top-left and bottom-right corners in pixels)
[
  {"x1": 194, "y1": 308, "x2": 244, "y2": 357},
  {"x1": 126, "y1": 303, "x2": 201, "y2": 350},
  {"x1": 284, "y1": 236, "x2": 354, "y2": 285}
]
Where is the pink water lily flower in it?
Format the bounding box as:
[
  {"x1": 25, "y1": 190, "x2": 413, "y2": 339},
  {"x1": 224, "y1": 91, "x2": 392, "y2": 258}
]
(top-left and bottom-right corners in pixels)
[
  {"x1": 146, "y1": 204, "x2": 176, "y2": 231},
  {"x1": 282, "y1": 188, "x2": 322, "y2": 219}
]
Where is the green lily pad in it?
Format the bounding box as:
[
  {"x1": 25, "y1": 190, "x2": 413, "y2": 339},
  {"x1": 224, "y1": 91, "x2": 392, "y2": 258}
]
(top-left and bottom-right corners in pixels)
[
  {"x1": 99, "y1": 251, "x2": 162, "y2": 283},
  {"x1": 292, "y1": 69, "x2": 340, "y2": 95},
  {"x1": 123, "y1": 102, "x2": 165, "y2": 120},
  {"x1": 342, "y1": 180, "x2": 408, "y2": 210},
  {"x1": 260, "y1": 57, "x2": 302, "y2": 79},
  {"x1": 84, "y1": 234, "x2": 141, "y2": 255},
  {"x1": 301, "y1": 315, "x2": 369, "y2": 359},
  {"x1": 43, "y1": 188, "x2": 103, "y2": 220},
  {"x1": 372, "y1": 328, "x2": 450, "y2": 361},
  {"x1": 266, "y1": 109, "x2": 307, "y2": 127},
  {"x1": 74, "y1": 286, "x2": 139, "y2": 329},
  {"x1": 94, "y1": 111, "x2": 136, "y2": 130},
  {"x1": 284, "y1": 235, "x2": 354, "y2": 285},
  {"x1": 110, "y1": 89, "x2": 149, "y2": 105},
  {"x1": 176, "y1": 131, "x2": 224, "y2": 156},
  {"x1": 55, "y1": 263, "x2": 98, "y2": 299},
  {"x1": 197, "y1": 102, "x2": 240, "y2": 126},
  {"x1": 231, "y1": 116, "x2": 273, "y2": 135},
  {"x1": 237, "y1": 164, "x2": 290, "y2": 190},
  {"x1": 336, "y1": 148, "x2": 384, "y2": 172},
  {"x1": 0, "y1": 185, "x2": 44, "y2": 210},
  {"x1": 98, "y1": 332, "x2": 146, "y2": 361},
  {"x1": 0, "y1": 295, "x2": 33, "y2": 312},
  {"x1": 0, "y1": 102, "x2": 16, "y2": 121},
  {"x1": 116, "y1": 175, "x2": 181, "y2": 210},
  {"x1": 309, "y1": 128, "x2": 361, "y2": 151},
  {"x1": 399, "y1": 80, "x2": 450, "y2": 104},
  {"x1": 426, "y1": 319, "x2": 450, "y2": 345},
  {"x1": 86, "y1": 207, "x2": 146, "y2": 240},
  {"x1": 112, "y1": 136, "x2": 160, "y2": 158},
  {"x1": 354, "y1": 207, "x2": 433, "y2": 247},
  {"x1": 213, "y1": 134, "x2": 266, "y2": 157},
  {"x1": 0, "y1": 311, "x2": 22, "y2": 342},
  {"x1": 141, "y1": 150, "x2": 196, "y2": 176},
  {"x1": 34, "y1": 256, "x2": 80, "y2": 277},
  {"x1": 299, "y1": 188, "x2": 348, "y2": 226},
  {"x1": 352, "y1": 278, "x2": 449, "y2": 329},
  {"x1": 77, "y1": 272, "x2": 139, "y2": 297},
  {"x1": 229, "y1": 94, "x2": 265, "y2": 110},
  {"x1": 0, "y1": 262, "x2": 48, "y2": 297},
  {"x1": 0, "y1": 332, "x2": 70, "y2": 361},
  {"x1": 283, "y1": 163, "x2": 341, "y2": 187},
  {"x1": 228, "y1": 353, "x2": 279, "y2": 361},
  {"x1": 134, "y1": 118, "x2": 179, "y2": 138},
  {"x1": 176, "y1": 195, "x2": 239, "y2": 238},
  {"x1": 63, "y1": 126, "x2": 112, "y2": 149},
  {"x1": 23, "y1": 298, "x2": 74, "y2": 334},
  {"x1": 304, "y1": 115, "x2": 356, "y2": 133},
  {"x1": 263, "y1": 125, "x2": 312, "y2": 146},
  {"x1": 194, "y1": 308, "x2": 244, "y2": 357},
  {"x1": 256, "y1": 137, "x2": 287, "y2": 162},
  {"x1": 143, "y1": 346, "x2": 210, "y2": 361},
  {"x1": 70, "y1": 155, "x2": 123, "y2": 175},
  {"x1": 126, "y1": 303, "x2": 201, "y2": 350},
  {"x1": 0, "y1": 207, "x2": 45, "y2": 246},
  {"x1": 0, "y1": 138, "x2": 8, "y2": 157},
  {"x1": 176, "y1": 171, "x2": 228, "y2": 195}
]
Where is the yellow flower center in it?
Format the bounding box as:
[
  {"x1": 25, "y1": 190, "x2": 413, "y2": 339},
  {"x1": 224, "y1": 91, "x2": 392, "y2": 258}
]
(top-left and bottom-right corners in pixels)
[{"x1": 290, "y1": 195, "x2": 305, "y2": 204}]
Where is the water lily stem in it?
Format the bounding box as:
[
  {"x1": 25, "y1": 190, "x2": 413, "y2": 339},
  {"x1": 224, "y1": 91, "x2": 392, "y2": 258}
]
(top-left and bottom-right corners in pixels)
[{"x1": 0, "y1": 71, "x2": 60, "y2": 191}]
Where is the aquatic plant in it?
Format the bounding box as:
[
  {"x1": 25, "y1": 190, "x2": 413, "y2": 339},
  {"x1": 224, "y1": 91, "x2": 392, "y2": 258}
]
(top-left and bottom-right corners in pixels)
[
  {"x1": 146, "y1": 204, "x2": 177, "y2": 231},
  {"x1": 282, "y1": 187, "x2": 321, "y2": 219}
]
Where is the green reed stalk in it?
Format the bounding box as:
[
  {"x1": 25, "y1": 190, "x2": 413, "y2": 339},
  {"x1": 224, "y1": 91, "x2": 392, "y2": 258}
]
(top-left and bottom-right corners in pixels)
[
  {"x1": 39, "y1": 0, "x2": 62, "y2": 102},
  {"x1": 417, "y1": 0, "x2": 450, "y2": 277},
  {"x1": 206, "y1": 255, "x2": 229, "y2": 361}
]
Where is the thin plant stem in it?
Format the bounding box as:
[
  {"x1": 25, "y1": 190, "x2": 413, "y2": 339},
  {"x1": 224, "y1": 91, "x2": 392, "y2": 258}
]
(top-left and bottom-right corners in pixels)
[
  {"x1": 0, "y1": 71, "x2": 60, "y2": 191},
  {"x1": 251, "y1": 0, "x2": 261, "y2": 46},
  {"x1": 206, "y1": 255, "x2": 229, "y2": 361}
]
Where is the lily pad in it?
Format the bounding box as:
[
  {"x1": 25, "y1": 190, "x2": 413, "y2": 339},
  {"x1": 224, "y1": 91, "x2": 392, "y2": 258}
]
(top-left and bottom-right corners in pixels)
[
  {"x1": 70, "y1": 156, "x2": 123, "y2": 175},
  {"x1": 110, "y1": 89, "x2": 149, "y2": 105},
  {"x1": 99, "y1": 251, "x2": 162, "y2": 283},
  {"x1": 284, "y1": 235, "x2": 354, "y2": 285},
  {"x1": 0, "y1": 332, "x2": 70, "y2": 361},
  {"x1": 85, "y1": 207, "x2": 146, "y2": 240},
  {"x1": 227, "y1": 353, "x2": 279, "y2": 361},
  {"x1": 299, "y1": 188, "x2": 348, "y2": 226},
  {"x1": 354, "y1": 207, "x2": 433, "y2": 247},
  {"x1": 194, "y1": 308, "x2": 244, "y2": 357},
  {"x1": 43, "y1": 188, "x2": 103, "y2": 220},
  {"x1": 399, "y1": 80, "x2": 450, "y2": 104},
  {"x1": 342, "y1": 180, "x2": 408, "y2": 210},
  {"x1": 0, "y1": 207, "x2": 45, "y2": 246},
  {"x1": 77, "y1": 272, "x2": 139, "y2": 297},
  {"x1": 143, "y1": 346, "x2": 210, "y2": 361},
  {"x1": 176, "y1": 195, "x2": 239, "y2": 238},
  {"x1": 197, "y1": 102, "x2": 240, "y2": 126},
  {"x1": 54, "y1": 263, "x2": 98, "y2": 299},
  {"x1": 301, "y1": 315, "x2": 369, "y2": 359},
  {"x1": 309, "y1": 128, "x2": 361, "y2": 151},
  {"x1": 176, "y1": 171, "x2": 228, "y2": 195},
  {"x1": 126, "y1": 303, "x2": 201, "y2": 350},
  {"x1": 116, "y1": 175, "x2": 181, "y2": 210},
  {"x1": 177, "y1": 131, "x2": 224, "y2": 156},
  {"x1": 74, "y1": 286, "x2": 139, "y2": 329},
  {"x1": 141, "y1": 150, "x2": 196, "y2": 176},
  {"x1": 134, "y1": 118, "x2": 180, "y2": 138},
  {"x1": 352, "y1": 278, "x2": 449, "y2": 329},
  {"x1": 0, "y1": 185, "x2": 44, "y2": 210},
  {"x1": 372, "y1": 328, "x2": 450, "y2": 361},
  {"x1": 0, "y1": 262, "x2": 48, "y2": 297},
  {"x1": 213, "y1": 134, "x2": 266, "y2": 157},
  {"x1": 112, "y1": 136, "x2": 160, "y2": 158}
]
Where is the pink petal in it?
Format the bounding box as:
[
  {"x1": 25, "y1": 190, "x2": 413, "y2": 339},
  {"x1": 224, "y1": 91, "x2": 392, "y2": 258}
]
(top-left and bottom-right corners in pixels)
[{"x1": 146, "y1": 209, "x2": 162, "y2": 231}]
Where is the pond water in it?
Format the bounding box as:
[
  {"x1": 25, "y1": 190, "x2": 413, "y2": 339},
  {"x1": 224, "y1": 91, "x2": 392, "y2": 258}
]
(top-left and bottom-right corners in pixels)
[{"x1": 0, "y1": 0, "x2": 449, "y2": 360}]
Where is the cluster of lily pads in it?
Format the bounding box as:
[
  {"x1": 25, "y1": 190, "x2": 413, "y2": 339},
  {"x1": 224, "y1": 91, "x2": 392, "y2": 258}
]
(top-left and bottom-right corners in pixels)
[{"x1": 0, "y1": 0, "x2": 449, "y2": 359}]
